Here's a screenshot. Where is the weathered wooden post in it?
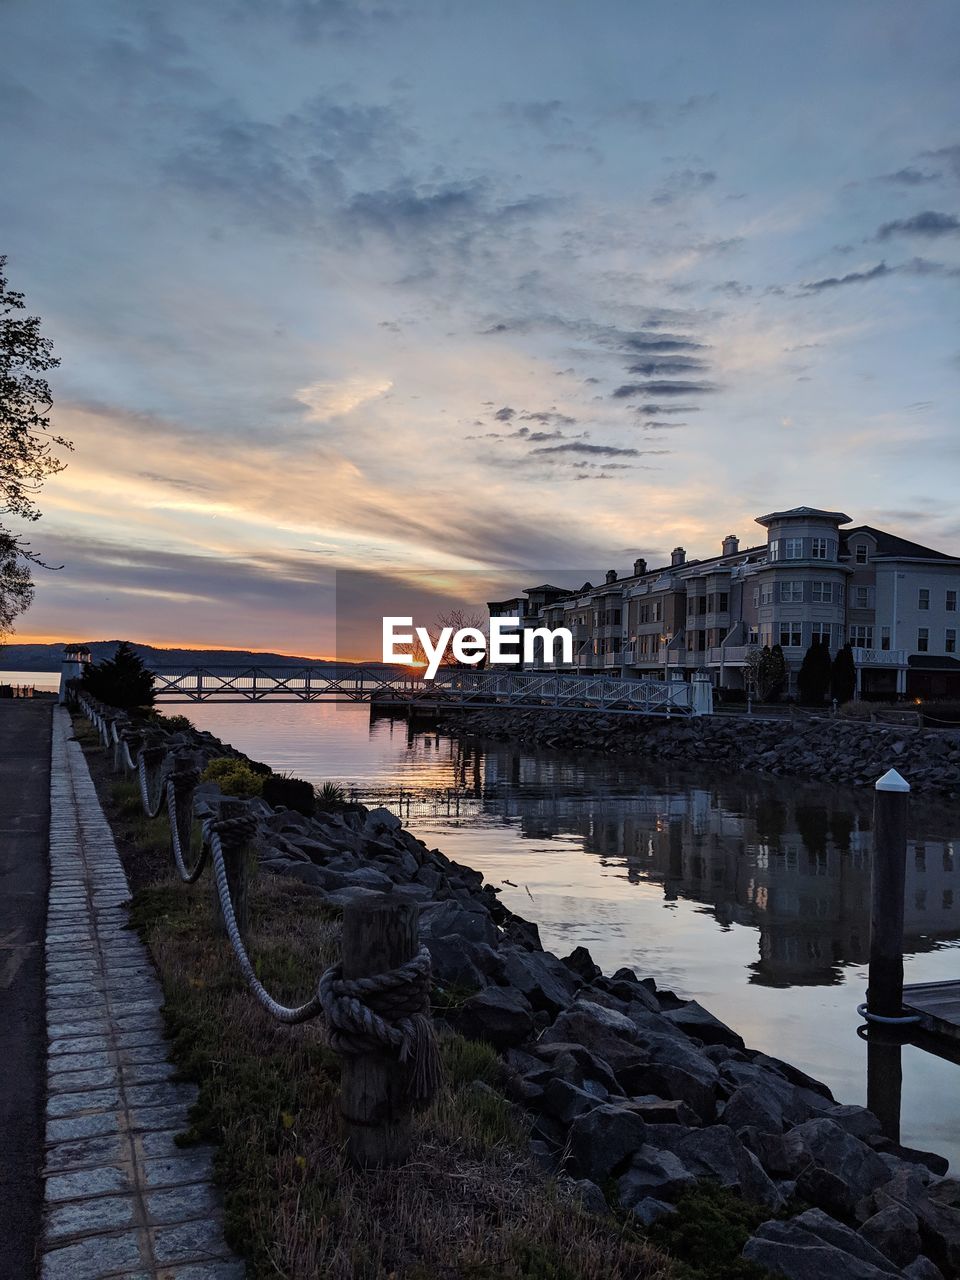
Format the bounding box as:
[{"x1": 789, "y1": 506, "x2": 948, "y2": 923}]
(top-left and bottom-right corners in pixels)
[
  {"x1": 213, "y1": 798, "x2": 254, "y2": 937},
  {"x1": 868, "y1": 767, "x2": 911, "y2": 1019},
  {"x1": 867, "y1": 1029, "x2": 903, "y2": 1144},
  {"x1": 340, "y1": 895, "x2": 420, "y2": 1167}
]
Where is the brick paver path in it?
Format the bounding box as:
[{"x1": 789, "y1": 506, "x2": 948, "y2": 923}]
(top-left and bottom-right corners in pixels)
[{"x1": 41, "y1": 708, "x2": 244, "y2": 1279}]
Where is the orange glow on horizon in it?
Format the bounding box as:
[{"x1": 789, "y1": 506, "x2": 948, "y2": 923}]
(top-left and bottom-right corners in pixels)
[{"x1": 8, "y1": 632, "x2": 405, "y2": 665}]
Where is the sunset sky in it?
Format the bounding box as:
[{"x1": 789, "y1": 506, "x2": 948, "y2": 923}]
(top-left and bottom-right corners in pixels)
[{"x1": 2, "y1": 1, "x2": 959, "y2": 657}]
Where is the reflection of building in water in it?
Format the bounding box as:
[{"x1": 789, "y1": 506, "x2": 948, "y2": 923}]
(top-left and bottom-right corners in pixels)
[{"x1": 474, "y1": 742, "x2": 960, "y2": 988}]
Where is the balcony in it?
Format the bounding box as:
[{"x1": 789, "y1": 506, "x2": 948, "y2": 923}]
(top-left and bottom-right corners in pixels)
[
  {"x1": 852, "y1": 647, "x2": 907, "y2": 667},
  {"x1": 707, "y1": 645, "x2": 752, "y2": 665}
]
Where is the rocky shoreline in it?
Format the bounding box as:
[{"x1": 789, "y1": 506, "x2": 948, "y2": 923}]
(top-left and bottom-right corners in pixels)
[
  {"x1": 103, "y1": 711, "x2": 960, "y2": 1279},
  {"x1": 436, "y1": 707, "x2": 960, "y2": 798}
]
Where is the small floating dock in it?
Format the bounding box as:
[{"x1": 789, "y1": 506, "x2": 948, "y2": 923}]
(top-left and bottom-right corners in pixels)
[{"x1": 903, "y1": 981, "x2": 960, "y2": 1043}]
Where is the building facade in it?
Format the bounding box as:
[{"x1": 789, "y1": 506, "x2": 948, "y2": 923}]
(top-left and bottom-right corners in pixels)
[{"x1": 490, "y1": 507, "x2": 960, "y2": 699}]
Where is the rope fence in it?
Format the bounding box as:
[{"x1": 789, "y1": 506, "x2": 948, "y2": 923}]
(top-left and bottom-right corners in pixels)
[{"x1": 73, "y1": 687, "x2": 441, "y2": 1164}]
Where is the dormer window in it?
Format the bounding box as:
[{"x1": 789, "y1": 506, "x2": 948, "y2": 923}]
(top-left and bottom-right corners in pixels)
[
  {"x1": 855, "y1": 544, "x2": 868, "y2": 565},
  {"x1": 784, "y1": 538, "x2": 803, "y2": 559}
]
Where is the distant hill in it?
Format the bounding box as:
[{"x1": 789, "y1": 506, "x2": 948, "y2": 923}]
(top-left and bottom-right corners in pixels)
[{"x1": 0, "y1": 640, "x2": 337, "y2": 671}]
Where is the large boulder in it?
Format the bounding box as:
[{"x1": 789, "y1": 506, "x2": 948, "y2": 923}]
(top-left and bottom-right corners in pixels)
[
  {"x1": 871, "y1": 1170, "x2": 960, "y2": 1276},
  {"x1": 661, "y1": 1000, "x2": 745, "y2": 1049},
  {"x1": 783, "y1": 1119, "x2": 893, "y2": 1217},
  {"x1": 617, "y1": 1032, "x2": 720, "y2": 1122},
  {"x1": 418, "y1": 898, "x2": 500, "y2": 947},
  {"x1": 653, "y1": 1124, "x2": 783, "y2": 1209},
  {"x1": 566, "y1": 1104, "x2": 650, "y2": 1183},
  {"x1": 540, "y1": 1001, "x2": 643, "y2": 1069},
  {"x1": 859, "y1": 1203, "x2": 923, "y2": 1268},
  {"x1": 459, "y1": 987, "x2": 533, "y2": 1049},
  {"x1": 532, "y1": 1042, "x2": 622, "y2": 1097},
  {"x1": 743, "y1": 1209, "x2": 901, "y2": 1279},
  {"x1": 499, "y1": 947, "x2": 579, "y2": 1014},
  {"x1": 722, "y1": 1082, "x2": 786, "y2": 1135},
  {"x1": 616, "y1": 1145, "x2": 696, "y2": 1209}
]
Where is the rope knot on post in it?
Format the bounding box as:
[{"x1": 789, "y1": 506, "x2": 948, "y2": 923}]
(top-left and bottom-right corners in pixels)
[
  {"x1": 210, "y1": 811, "x2": 259, "y2": 844},
  {"x1": 318, "y1": 944, "x2": 441, "y2": 1106}
]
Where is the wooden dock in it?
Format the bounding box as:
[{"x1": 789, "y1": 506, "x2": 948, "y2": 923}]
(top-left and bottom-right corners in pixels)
[{"x1": 903, "y1": 980, "x2": 960, "y2": 1043}]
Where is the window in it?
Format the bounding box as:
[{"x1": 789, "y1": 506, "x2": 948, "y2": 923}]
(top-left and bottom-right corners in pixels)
[
  {"x1": 947, "y1": 629, "x2": 957, "y2": 654},
  {"x1": 748, "y1": 625, "x2": 759, "y2": 645},
  {"x1": 849, "y1": 625, "x2": 874, "y2": 648},
  {"x1": 881, "y1": 626, "x2": 891, "y2": 651},
  {"x1": 919, "y1": 588, "x2": 930, "y2": 611},
  {"x1": 779, "y1": 624, "x2": 803, "y2": 647},
  {"x1": 784, "y1": 538, "x2": 803, "y2": 560},
  {"x1": 948, "y1": 590, "x2": 957, "y2": 612},
  {"x1": 652, "y1": 601, "x2": 662, "y2": 623},
  {"x1": 752, "y1": 587, "x2": 760, "y2": 608},
  {"x1": 811, "y1": 538, "x2": 829, "y2": 559},
  {"x1": 855, "y1": 544, "x2": 868, "y2": 565},
  {"x1": 769, "y1": 542, "x2": 780, "y2": 562},
  {"x1": 855, "y1": 586, "x2": 870, "y2": 609},
  {"x1": 811, "y1": 622, "x2": 832, "y2": 642},
  {"x1": 717, "y1": 592, "x2": 729, "y2": 612},
  {"x1": 918, "y1": 628, "x2": 929, "y2": 653},
  {"x1": 811, "y1": 581, "x2": 833, "y2": 603},
  {"x1": 780, "y1": 580, "x2": 803, "y2": 603},
  {"x1": 639, "y1": 603, "x2": 650, "y2": 624},
  {"x1": 698, "y1": 596, "x2": 707, "y2": 615}
]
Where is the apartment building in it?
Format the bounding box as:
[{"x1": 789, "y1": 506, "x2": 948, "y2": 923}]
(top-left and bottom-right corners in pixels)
[{"x1": 490, "y1": 506, "x2": 960, "y2": 699}]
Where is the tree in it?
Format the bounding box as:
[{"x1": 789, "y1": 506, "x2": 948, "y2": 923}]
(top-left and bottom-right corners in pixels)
[
  {"x1": 0, "y1": 255, "x2": 71, "y2": 634},
  {"x1": 797, "y1": 638, "x2": 832, "y2": 705},
  {"x1": 745, "y1": 644, "x2": 787, "y2": 702},
  {"x1": 765, "y1": 644, "x2": 788, "y2": 702},
  {"x1": 80, "y1": 642, "x2": 155, "y2": 711},
  {"x1": 831, "y1": 643, "x2": 857, "y2": 704},
  {"x1": 411, "y1": 607, "x2": 490, "y2": 671}
]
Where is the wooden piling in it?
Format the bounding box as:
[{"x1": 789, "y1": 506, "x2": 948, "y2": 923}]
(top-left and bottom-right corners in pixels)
[
  {"x1": 214, "y1": 798, "x2": 252, "y2": 937},
  {"x1": 340, "y1": 895, "x2": 419, "y2": 1167},
  {"x1": 868, "y1": 768, "x2": 911, "y2": 1019},
  {"x1": 867, "y1": 1030, "x2": 902, "y2": 1144}
]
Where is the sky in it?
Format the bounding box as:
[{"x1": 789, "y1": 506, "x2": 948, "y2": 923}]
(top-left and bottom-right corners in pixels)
[{"x1": 2, "y1": 0, "x2": 959, "y2": 657}]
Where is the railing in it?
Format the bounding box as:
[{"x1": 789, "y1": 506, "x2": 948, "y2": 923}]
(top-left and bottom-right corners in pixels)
[{"x1": 852, "y1": 648, "x2": 907, "y2": 667}]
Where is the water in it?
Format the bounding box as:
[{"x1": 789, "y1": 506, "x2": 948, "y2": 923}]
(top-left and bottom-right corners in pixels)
[
  {"x1": 166, "y1": 701, "x2": 960, "y2": 1165},
  {"x1": 0, "y1": 670, "x2": 60, "y2": 692}
]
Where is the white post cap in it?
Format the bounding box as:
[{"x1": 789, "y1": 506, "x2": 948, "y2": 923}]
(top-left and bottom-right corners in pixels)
[{"x1": 876, "y1": 767, "x2": 910, "y2": 793}]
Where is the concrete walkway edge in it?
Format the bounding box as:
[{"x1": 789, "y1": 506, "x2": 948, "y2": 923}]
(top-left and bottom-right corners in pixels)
[{"x1": 41, "y1": 707, "x2": 244, "y2": 1280}]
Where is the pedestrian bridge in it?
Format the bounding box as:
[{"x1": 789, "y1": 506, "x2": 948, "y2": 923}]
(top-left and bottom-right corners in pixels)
[{"x1": 146, "y1": 665, "x2": 712, "y2": 716}]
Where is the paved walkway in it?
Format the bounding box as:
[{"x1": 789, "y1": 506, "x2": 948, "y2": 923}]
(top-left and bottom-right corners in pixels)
[
  {"x1": 0, "y1": 699, "x2": 52, "y2": 1280},
  {"x1": 41, "y1": 707, "x2": 243, "y2": 1279}
]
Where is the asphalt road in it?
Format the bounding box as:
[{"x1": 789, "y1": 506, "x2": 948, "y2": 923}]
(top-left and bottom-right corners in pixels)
[{"x1": 0, "y1": 699, "x2": 52, "y2": 1280}]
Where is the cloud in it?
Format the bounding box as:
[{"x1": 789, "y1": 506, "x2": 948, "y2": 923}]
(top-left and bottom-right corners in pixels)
[
  {"x1": 612, "y1": 380, "x2": 718, "y2": 397},
  {"x1": 921, "y1": 144, "x2": 960, "y2": 181},
  {"x1": 621, "y1": 334, "x2": 706, "y2": 353},
  {"x1": 878, "y1": 167, "x2": 940, "y2": 185},
  {"x1": 626, "y1": 356, "x2": 709, "y2": 376},
  {"x1": 493, "y1": 406, "x2": 515, "y2": 421},
  {"x1": 635, "y1": 403, "x2": 700, "y2": 414},
  {"x1": 875, "y1": 211, "x2": 960, "y2": 239},
  {"x1": 652, "y1": 169, "x2": 717, "y2": 206},
  {"x1": 296, "y1": 376, "x2": 393, "y2": 420},
  {"x1": 800, "y1": 262, "x2": 893, "y2": 292},
  {"x1": 531, "y1": 442, "x2": 642, "y2": 457}
]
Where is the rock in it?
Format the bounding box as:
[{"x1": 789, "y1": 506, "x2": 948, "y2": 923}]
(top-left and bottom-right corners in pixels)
[
  {"x1": 617, "y1": 1034, "x2": 720, "y2": 1122},
  {"x1": 321, "y1": 886, "x2": 390, "y2": 911},
  {"x1": 542, "y1": 1078, "x2": 605, "y2": 1125},
  {"x1": 562, "y1": 946, "x2": 602, "y2": 982},
  {"x1": 499, "y1": 946, "x2": 579, "y2": 1014},
  {"x1": 630, "y1": 1197, "x2": 678, "y2": 1228},
  {"x1": 823, "y1": 1104, "x2": 883, "y2": 1142},
  {"x1": 424, "y1": 935, "x2": 484, "y2": 991},
  {"x1": 752, "y1": 1053, "x2": 835, "y2": 1101},
  {"x1": 661, "y1": 1000, "x2": 745, "y2": 1049},
  {"x1": 363, "y1": 806, "x2": 402, "y2": 834},
  {"x1": 533, "y1": 1042, "x2": 622, "y2": 1097},
  {"x1": 540, "y1": 1001, "x2": 642, "y2": 1069},
  {"x1": 739, "y1": 1126, "x2": 795, "y2": 1178},
  {"x1": 625, "y1": 1096, "x2": 701, "y2": 1128},
  {"x1": 459, "y1": 987, "x2": 534, "y2": 1049},
  {"x1": 743, "y1": 1210, "x2": 901, "y2": 1279},
  {"x1": 784, "y1": 1119, "x2": 893, "y2": 1217},
  {"x1": 873, "y1": 1172, "x2": 960, "y2": 1276},
  {"x1": 859, "y1": 1203, "x2": 923, "y2": 1267},
  {"x1": 418, "y1": 899, "x2": 500, "y2": 947},
  {"x1": 563, "y1": 1177, "x2": 609, "y2": 1216},
  {"x1": 722, "y1": 1082, "x2": 786, "y2": 1135},
  {"x1": 903, "y1": 1258, "x2": 945, "y2": 1280},
  {"x1": 567, "y1": 1104, "x2": 650, "y2": 1183},
  {"x1": 721, "y1": 1061, "x2": 833, "y2": 1125},
  {"x1": 616, "y1": 1145, "x2": 696, "y2": 1209},
  {"x1": 868, "y1": 1136, "x2": 950, "y2": 1177},
  {"x1": 659, "y1": 1124, "x2": 783, "y2": 1209}
]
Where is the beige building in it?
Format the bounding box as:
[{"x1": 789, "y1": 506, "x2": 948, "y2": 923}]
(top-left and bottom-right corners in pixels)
[{"x1": 490, "y1": 506, "x2": 960, "y2": 699}]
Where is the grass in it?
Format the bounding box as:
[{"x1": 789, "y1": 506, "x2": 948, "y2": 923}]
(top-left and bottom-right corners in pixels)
[{"x1": 70, "y1": 714, "x2": 677, "y2": 1280}]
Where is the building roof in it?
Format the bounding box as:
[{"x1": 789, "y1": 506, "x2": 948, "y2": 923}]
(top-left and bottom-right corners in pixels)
[
  {"x1": 908, "y1": 654, "x2": 960, "y2": 670},
  {"x1": 755, "y1": 506, "x2": 851, "y2": 528},
  {"x1": 523, "y1": 584, "x2": 570, "y2": 595},
  {"x1": 842, "y1": 525, "x2": 959, "y2": 563}
]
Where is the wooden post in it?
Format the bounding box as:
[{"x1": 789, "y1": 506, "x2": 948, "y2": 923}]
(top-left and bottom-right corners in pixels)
[
  {"x1": 867, "y1": 1029, "x2": 902, "y2": 1144},
  {"x1": 340, "y1": 895, "x2": 419, "y2": 1167},
  {"x1": 214, "y1": 799, "x2": 252, "y2": 937},
  {"x1": 868, "y1": 768, "x2": 911, "y2": 1018}
]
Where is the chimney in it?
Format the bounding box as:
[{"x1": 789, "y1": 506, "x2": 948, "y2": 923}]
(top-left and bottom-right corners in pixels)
[
  {"x1": 633, "y1": 557, "x2": 647, "y2": 576},
  {"x1": 671, "y1": 547, "x2": 686, "y2": 567},
  {"x1": 605, "y1": 569, "x2": 618, "y2": 584},
  {"x1": 722, "y1": 534, "x2": 739, "y2": 557}
]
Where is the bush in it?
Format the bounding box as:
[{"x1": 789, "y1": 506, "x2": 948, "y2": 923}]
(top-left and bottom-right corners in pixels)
[
  {"x1": 81, "y1": 641, "x2": 155, "y2": 710},
  {"x1": 261, "y1": 774, "x2": 316, "y2": 817},
  {"x1": 152, "y1": 712, "x2": 194, "y2": 732},
  {"x1": 316, "y1": 780, "x2": 347, "y2": 810},
  {"x1": 201, "y1": 756, "x2": 264, "y2": 798}
]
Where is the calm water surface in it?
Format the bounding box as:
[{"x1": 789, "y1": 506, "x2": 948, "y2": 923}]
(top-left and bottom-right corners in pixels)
[{"x1": 173, "y1": 700, "x2": 956, "y2": 1167}]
